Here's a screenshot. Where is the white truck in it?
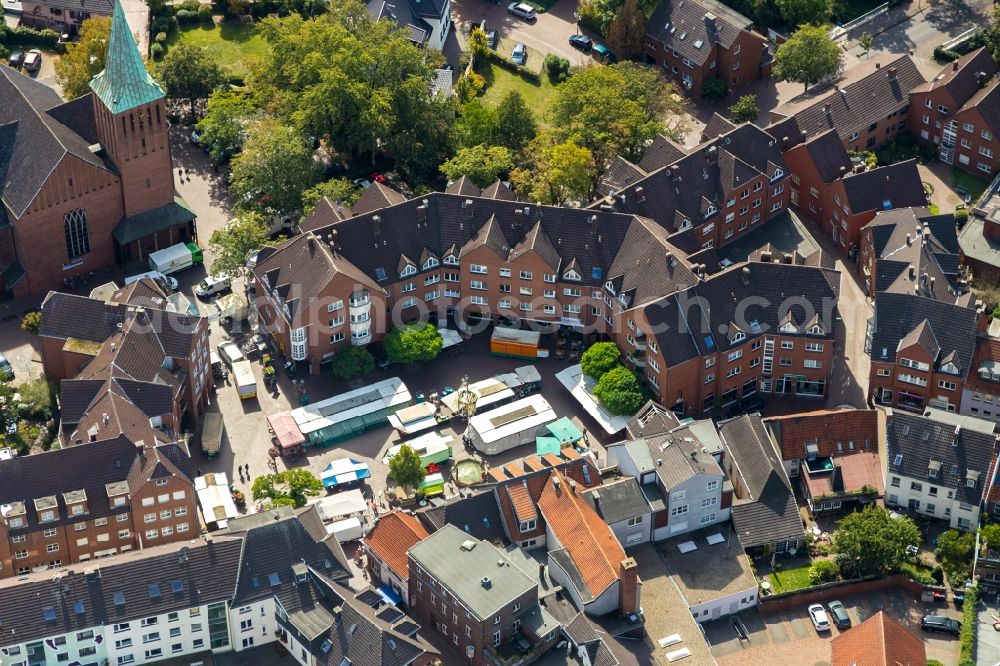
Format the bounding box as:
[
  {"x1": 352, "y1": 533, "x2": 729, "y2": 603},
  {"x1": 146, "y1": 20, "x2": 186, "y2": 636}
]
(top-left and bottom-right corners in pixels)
[
  {"x1": 201, "y1": 411, "x2": 224, "y2": 456},
  {"x1": 147, "y1": 242, "x2": 204, "y2": 275},
  {"x1": 232, "y1": 361, "x2": 257, "y2": 400}
]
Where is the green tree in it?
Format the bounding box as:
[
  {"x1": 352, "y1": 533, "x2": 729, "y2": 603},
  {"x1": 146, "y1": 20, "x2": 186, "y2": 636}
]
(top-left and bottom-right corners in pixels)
[
  {"x1": 302, "y1": 178, "x2": 361, "y2": 213},
  {"x1": 388, "y1": 443, "x2": 426, "y2": 490},
  {"x1": 196, "y1": 90, "x2": 255, "y2": 165},
  {"x1": 331, "y1": 347, "x2": 375, "y2": 380},
  {"x1": 808, "y1": 559, "x2": 839, "y2": 584},
  {"x1": 512, "y1": 136, "x2": 594, "y2": 205},
  {"x1": 701, "y1": 76, "x2": 728, "y2": 102},
  {"x1": 20, "y1": 311, "x2": 41, "y2": 336},
  {"x1": 455, "y1": 72, "x2": 486, "y2": 103},
  {"x1": 251, "y1": 468, "x2": 323, "y2": 508},
  {"x1": 985, "y1": 6, "x2": 1000, "y2": 63},
  {"x1": 859, "y1": 31, "x2": 873, "y2": 59},
  {"x1": 230, "y1": 118, "x2": 320, "y2": 218},
  {"x1": 158, "y1": 44, "x2": 226, "y2": 122},
  {"x1": 55, "y1": 17, "x2": 111, "y2": 99},
  {"x1": 832, "y1": 505, "x2": 921, "y2": 578},
  {"x1": 494, "y1": 91, "x2": 537, "y2": 153},
  {"x1": 981, "y1": 523, "x2": 1000, "y2": 551},
  {"x1": 592, "y1": 365, "x2": 646, "y2": 415},
  {"x1": 456, "y1": 101, "x2": 499, "y2": 149},
  {"x1": 775, "y1": 0, "x2": 831, "y2": 27},
  {"x1": 385, "y1": 322, "x2": 443, "y2": 364},
  {"x1": 580, "y1": 342, "x2": 621, "y2": 379},
  {"x1": 606, "y1": 0, "x2": 646, "y2": 59},
  {"x1": 728, "y1": 94, "x2": 760, "y2": 123},
  {"x1": 440, "y1": 145, "x2": 515, "y2": 187},
  {"x1": 548, "y1": 62, "x2": 688, "y2": 167},
  {"x1": 935, "y1": 529, "x2": 975, "y2": 567},
  {"x1": 468, "y1": 26, "x2": 490, "y2": 68},
  {"x1": 773, "y1": 24, "x2": 842, "y2": 92},
  {"x1": 207, "y1": 213, "x2": 270, "y2": 284}
]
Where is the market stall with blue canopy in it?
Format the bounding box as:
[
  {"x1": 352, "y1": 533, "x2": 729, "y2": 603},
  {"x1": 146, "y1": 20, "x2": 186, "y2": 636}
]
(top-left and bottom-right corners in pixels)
[{"x1": 320, "y1": 458, "x2": 371, "y2": 490}]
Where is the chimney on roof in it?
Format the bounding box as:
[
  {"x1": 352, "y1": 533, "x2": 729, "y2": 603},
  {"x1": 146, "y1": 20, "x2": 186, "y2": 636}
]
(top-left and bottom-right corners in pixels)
[
  {"x1": 514, "y1": 207, "x2": 523, "y2": 228},
  {"x1": 930, "y1": 276, "x2": 936, "y2": 289},
  {"x1": 741, "y1": 266, "x2": 750, "y2": 285},
  {"x1": 619, "y1": 558, "x2": 639, "y2": 616},
  {"x1": 905, "y1": 233, "x2": 912, "y2": 246},
  {"x1": 706, "y1": 146, "x2": 718, "y2": 165},
  {"x1": 416, "y1": 203, "x2": 427, "y2": 225},
  {"x1": 372, "y1": 215, "x2": 381, "y2": 239},
  {"x1": 781, "y1": 136, "x2": 789, "y2": 149},
  {"x1": 888, "y1": 67, "x2": 897, "y2": 80},
  {"x1": 823, "y1": 104, "x2": 832, "y2": 117},
  {"x1": 908, "y1": 264, "x2": 916, "y2": 279},
  {"x1": 569, "y1": 479, "x2": 577, "y2": 493},
  {"x1": 462, "y1": 199, "x2": 474, "y2": 219},
  {"x1": 480, "y1": 576, "x2": 492, "y2": 589},
  {"x1": 665, "y1": 251, "x2": 676, "y2": 267},
  {"x1": 978, "y1": 71, "x2": 988, "y2": 88},
  {"x1": 704, "y1": 12, "x2": 716, "y2": 29},
  {"x1": 875, "y1": 62, "x2": 881, "y2": 69}
]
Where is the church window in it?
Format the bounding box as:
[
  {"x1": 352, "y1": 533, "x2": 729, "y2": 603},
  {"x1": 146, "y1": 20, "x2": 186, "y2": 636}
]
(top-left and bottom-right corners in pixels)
[{"x1": 64, "y1": 208, "x2": 90, "y2": 259}]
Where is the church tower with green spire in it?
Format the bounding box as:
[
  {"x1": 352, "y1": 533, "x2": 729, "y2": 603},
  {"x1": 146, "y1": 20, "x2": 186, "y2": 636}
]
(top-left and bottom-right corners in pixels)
[{"x1": 90, "y1": 1, "x2": 174, "y2": 220}]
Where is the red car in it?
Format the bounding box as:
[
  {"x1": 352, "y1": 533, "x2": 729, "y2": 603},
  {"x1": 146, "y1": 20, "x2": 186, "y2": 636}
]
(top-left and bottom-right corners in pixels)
[{"x1": 370, "y1": 172, "x2": 386, "y2": 184}]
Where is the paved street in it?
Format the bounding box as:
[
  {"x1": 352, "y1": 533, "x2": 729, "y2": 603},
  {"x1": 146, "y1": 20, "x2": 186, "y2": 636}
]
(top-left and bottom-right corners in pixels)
[{"x1": 864, "y1": 0, "x2": 993, "y2": 62}]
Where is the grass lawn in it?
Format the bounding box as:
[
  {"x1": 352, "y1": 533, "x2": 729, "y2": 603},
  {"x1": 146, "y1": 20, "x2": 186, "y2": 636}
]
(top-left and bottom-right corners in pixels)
[
  {"x1": 166, "y1": 20, "x2": 269, "y2": 75},
  {"x1": 950, "y1": 168, "x2": 990, "y2": 202},
  {"x1": 768, "y1": 563, "x2": 813, "y2": 594},
  {"x1": 479, "y1": 63, "x2": 557, "y2": 126}
]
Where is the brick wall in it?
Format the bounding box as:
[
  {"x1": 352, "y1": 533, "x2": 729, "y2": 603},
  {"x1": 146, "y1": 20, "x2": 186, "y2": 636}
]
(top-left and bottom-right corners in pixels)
[{"x1": 758, "y1": 574, "x2": 922, "y2": 613}]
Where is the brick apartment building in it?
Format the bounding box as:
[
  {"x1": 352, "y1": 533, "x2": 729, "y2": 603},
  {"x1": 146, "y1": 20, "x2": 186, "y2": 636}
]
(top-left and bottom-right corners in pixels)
[
  {"x1": 595, "y1": 123, "x2": 791, "y2": 253},
  {"x1": 39, "y1": 280, "x2": 212, "y2": 430},
  {"x1": 858, "y1": 207, "x2": 964, "y2": 299},
  {"x1": 959, "y1": 333, "x2": 1000, "y2": 421},
  {"x1": 768, "y1": 54, "x2": 924, "y2": 152},
  {"x1": 781, "y1": 129, "x2": 853, "y2": 225},
  {"x1": 643, "y1": 0, "x2": 767, "y2": 98},
  {"x1": 408, "y1": 525, "x2": 560, "y2": 666},
  {"x1": 0, "y1": 2, "x2": 195, "y2": 298},
  {"x1": 908, "y1": 47, "x2": 1000, "y2": 177},
  {"x1": 867, "y1": 291, "x2": 984, "y2": 412},
  {"x1": 0, "y1": 436, "x2": 197, "y2": 578}
]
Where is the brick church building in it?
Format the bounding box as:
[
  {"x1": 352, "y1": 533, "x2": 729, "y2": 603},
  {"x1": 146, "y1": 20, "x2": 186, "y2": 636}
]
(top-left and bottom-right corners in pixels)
[{"x1": 0, "y1": 1, "x2": 195, "y2": 298}]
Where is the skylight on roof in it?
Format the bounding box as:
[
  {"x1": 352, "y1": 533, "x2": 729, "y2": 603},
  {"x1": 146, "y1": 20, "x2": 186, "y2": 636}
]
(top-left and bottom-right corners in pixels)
[
  {"x1": 591, "y1": 267, "x2": 602, "y2": 280},
  {"x1": 375, "y1": 267, "x2": 387, "y2": 281},
  {"x1": 679, "y1": 31, "x2": 687, "y2": 39},
  {"x1": 148, "y1": 584, "x2": 160, "y2": 600},
  {"x1": 171, "y1": 580, "x2": 183, "y2": 594},
  {"x1": 705, "y1": 336, "x2": 715, "y2": 349},
  {"x1": 268, "y1": 573, "x2": 281, "y2": 586},
  {"x1": 893, "y1": 453, "x2": 903, "y2": 466},
  {"x1": 74, "y1": 601, "x2": 85, "y2": 615},
  {"x1": 750, "y1": 320, "x2": 761, "y2": 333},
  {"x1": 113, "y1": 592, "x2": 125, "y2": 606},
  {"x1": 882, "y1": 199, "x2": 892, "y2": 210},
  {"x1": 693, "y1": 39, "x2": 704, "y2": 48},
  {"x1": 43, "y1": 607, "x2": 56, "y2": 622}
]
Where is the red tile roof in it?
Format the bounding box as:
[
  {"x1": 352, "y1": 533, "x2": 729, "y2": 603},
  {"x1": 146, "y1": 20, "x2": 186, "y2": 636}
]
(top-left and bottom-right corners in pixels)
[
  {"x1": 766, "y1": 409, "x2": 878, "y2": 460},
  {"x1": 363, "y1": 511, "x2": 430, "y2": 580},
  {"x1": 507, "y1": 481, "x2": 537, "y2": 523},
  {"x1": 802, "y1": 452, "x2": 884, "y2": 500},
  {"x1": 963, "y1": 336, "x2": 1000, "y2": 394},
  {"x1": 537, "y1": 470, "x2": 625, "y2": 599},
  {"x1": 831, "y1": 611, "x2": 926, "y2": 666}
]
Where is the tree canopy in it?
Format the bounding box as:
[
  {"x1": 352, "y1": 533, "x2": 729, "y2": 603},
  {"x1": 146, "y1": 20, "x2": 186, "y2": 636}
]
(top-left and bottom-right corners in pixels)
[
  {"x1": 247, "y1": 10, "x2": 454, "y2": 183},
  {"x1": 229, "y1": 118, "x2": 320, "y2": 217},
  {"x1": 606, "y1": 0, "x2": 647, "y2": 59},
  {"x1": 728, "y1": 94, "x2": 760, "y2": 124},
  {"x1": 986, "y1": 6, "x2": 1000, "y2": 63},
  {"x1": 456, "y1": 101, "x2": 499, "y2": 150},
  {"x1": 773, "y1": 24, "x2": 842, "y2": 92},
  {"x1": 302, "y1": 178, "x2": 361, "y2": 213},
  {"x1": 385, "y1": 322, "x2": 443, "y2": 364},
  {"x1": 331, "y1": 347, "x2": 375, "y2": 380},
  {"x1": 580, "y1": 341, "x2": 621, "y2": 379},
  {"x1": 56, "y1": 17, "x2": 111, "y2": 99},
  {"x1": 250, "y1": 468, "x2": 323, "y2": 508},
  {"x1": 511, "y1": 136, "x2": 594, "y2": 205},
  {"x1": 548, "y1": 62, "x2": 687, "y2": 167},
  {"x1": 158, "y1": 44, "x2": 226, "y2": 121},
  {"x1": 775, "y1": 0, "x2": 831, "y2": 27},
  {"x1": 832, "y1": 506, "x2": 921, "y2": 578},
  {"x1": 388, "y1": 444, "x2": 426, "y2": 490},
  {"x1": 207, "y1": 213, "x2": 271, "y2": 283},
  {"x1": 592, "y1": 365, "x2": 646, "y2": 415},
  {"x1": 196, "y1": 90, "x2": 255, "y2": 165},
  {"x1": 441, "y1": 145, "x2": 515, "y2": 188},
  {"x1": 494, "y1": 91, "x2": 538, "y2": 153}
]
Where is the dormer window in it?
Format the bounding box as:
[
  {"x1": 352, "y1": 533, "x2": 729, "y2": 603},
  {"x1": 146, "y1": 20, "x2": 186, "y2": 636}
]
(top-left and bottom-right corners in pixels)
[
  {"x1": 443, "y1": 254, "x2": 459, "y2": 266},
  {"x1": 967, "y1": 470, "x2": 980, "y2": 488},
  {"x1": 705, "y1": 205, "x2": 717, "y2": 217},
  {"x1": 604, "y1": 280, "x2": 615, "y2": 294},
  {"x1": 779, "y1": 322, "x2": 797, "y2": 334},
  {"x1": 400, "y1": 264, "x2": 416, "y2": 277},
  {"x1": 771, "y1": 168, "x2": 784, "y2": 181},
  {"x1": 940, "y1": 362, "x2": 958, "y2": 375},
  {"x1": 563, "y1": 269, "x2": 581, "y2": 281},
  {"x1": 422, "y1": 257, "x2": 439, "y2": 270},
  {"x1": 928, "y1": 460, "x2": 941, "y2": 479},
  {"x1": 808, "y1": 324, "x2": 824, "y2": 335},
  {"x1": 731, "y1": 331, "x2": 745, "y2": 344}
]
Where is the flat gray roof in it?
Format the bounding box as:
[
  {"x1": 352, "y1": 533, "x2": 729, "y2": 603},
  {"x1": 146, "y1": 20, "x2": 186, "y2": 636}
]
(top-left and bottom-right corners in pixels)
[
  {"x1": 409, "y1": 524, "x2": 536, "y2": 621},
  {"x1": 657, "y1": 526, "x2": 757, "y2": 608}
]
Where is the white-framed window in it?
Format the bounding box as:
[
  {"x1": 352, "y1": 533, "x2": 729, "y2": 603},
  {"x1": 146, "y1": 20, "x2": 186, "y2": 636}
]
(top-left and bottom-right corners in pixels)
[
  {"x1": 671, "y1": 504, "x2": 688, "y2": 516},
  {"x1": 706, "y1": 480, "x2": 719, "y2": 491},
  {"x1": 470, "y1": 264, "x2": 487, "y2": 274},
  {"x1": 520, "y1": 270, "x2": 533, "y2": 280}
]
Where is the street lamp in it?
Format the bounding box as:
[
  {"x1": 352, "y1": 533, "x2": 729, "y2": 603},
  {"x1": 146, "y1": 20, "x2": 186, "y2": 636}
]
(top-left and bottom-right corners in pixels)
[{"x1": 573, "y1": 11, "x2": 580, "y2": 36}]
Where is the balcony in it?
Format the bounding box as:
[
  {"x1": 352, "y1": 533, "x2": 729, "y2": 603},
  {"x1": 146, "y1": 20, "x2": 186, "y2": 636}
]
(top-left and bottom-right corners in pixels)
[
  {"x1": 630, "y1": 352, "x2": 646, "y2": 368},
  {"x1": 350, "y1": 327, "x2": 372, "y2": 346}
]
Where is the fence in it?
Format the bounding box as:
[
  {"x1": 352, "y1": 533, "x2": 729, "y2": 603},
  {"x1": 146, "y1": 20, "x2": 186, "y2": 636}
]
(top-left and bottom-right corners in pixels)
[
  {"x1": 758, "y1": 574, "x2": 922, "y2": 613},
  {"x1": 829, "y1": 2, "x2": 889, "y2": 42}
]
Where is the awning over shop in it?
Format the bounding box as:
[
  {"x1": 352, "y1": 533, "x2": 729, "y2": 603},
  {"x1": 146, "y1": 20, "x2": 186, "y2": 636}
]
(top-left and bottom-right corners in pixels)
[{"x1": 320, "y1": 458, "x2": 371, "y2": 489}]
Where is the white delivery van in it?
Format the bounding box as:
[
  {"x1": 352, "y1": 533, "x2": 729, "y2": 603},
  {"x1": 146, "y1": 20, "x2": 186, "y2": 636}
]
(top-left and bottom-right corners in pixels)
[
  {"x1": 124, "y1": 270, "x2": 179, "y2": 291},
  {"x1": 328, "y1": 517, "x2": 364, "y2": 542},
  {"x1": 232, "y1": 361, "x2": 257, "y2": 400},
  {"x1": 196, "y1": 273, "x2": 232, "y2": 298},
  {"x1": 147, "y1": 242, "x2": 204, "y2": 275}
]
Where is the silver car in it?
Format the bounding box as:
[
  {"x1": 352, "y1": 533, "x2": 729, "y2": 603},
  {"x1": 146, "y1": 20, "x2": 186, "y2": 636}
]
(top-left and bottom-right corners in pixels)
[
  {"x1": 511, "y1": 43, "x2": 527, "y2": 65},
  {"x1": 507, "y1": 2, "x2": 536, "y2": 20}
]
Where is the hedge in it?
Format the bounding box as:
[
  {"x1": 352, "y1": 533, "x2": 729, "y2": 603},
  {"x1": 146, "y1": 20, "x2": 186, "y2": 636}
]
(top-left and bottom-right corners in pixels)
[
  {"x1": 487, "y1": 50, "x2": 540, "y2": 84},
  {"x1": 934, "y1": 45, "x2": 962, "y2": 62},
  {"x1": 4, "y1": 26, "x2": 60, "y2": 49},
  {"x1": 959, "y1": 585, "x2": 978, "y2": 666},
  {"x1": 175, "y1": 9, "x2": 200, "y2": 24}
]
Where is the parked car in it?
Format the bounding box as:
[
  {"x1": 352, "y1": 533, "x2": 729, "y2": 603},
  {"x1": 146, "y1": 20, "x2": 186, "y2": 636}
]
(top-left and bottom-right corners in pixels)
[
  {"x1": 353, "y1": 178, "x2": 372, "y2": 190},
  {"x1": 921, "y1": 615, "x2": 960, "y2": 635},
  {"x1": 486, "y1": 29, "x2": 499, "y2": 49},
  {"x1": 190, "y1": 128, "x2": 201, "y2": 145},
  {"x1": 569, "y1": 34, "x2": 593, "y2": 51},
  {"x1": 23, "y1": 49, "x2": 42, "y2": 73},
  {"x1": 8, "y1": 51, "x2": 24, "y2": 68},
  {"x1": 370, "y1": 172, "x2": 386, "y2": 184},
  {"x1": 827, "y1": 600, "x2": 850, "y2": 628},
  {"x1": 592, "y1": 43, "x2": 616, "y2": 63},
  {"x1": 808, "y1": 604, "x2": 830, "y2": 632},
  {"x1": 507, "y1": 2, "x2": 536, "y2": 20},
  {"x1": 511, "y1": 43, "x2": 527, "y2": 65},
  {"x1": 246, "y1": 249, "x2": 261, "y2": 269},
  {"x1": 196, "y1": 273, "x2": 233, "y2": 298},
  {"x1": 217, "y1": 341, "x2": 244, "y2": 369},
  {"x1": 0, "y1": 352, "x2": 13, "y2": 380}
]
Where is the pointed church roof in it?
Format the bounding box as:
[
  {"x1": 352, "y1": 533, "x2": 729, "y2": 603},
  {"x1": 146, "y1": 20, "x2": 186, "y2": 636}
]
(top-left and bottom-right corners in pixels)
[{"x1": 90, "y1": 1, "x2": 164, "y2": 114}]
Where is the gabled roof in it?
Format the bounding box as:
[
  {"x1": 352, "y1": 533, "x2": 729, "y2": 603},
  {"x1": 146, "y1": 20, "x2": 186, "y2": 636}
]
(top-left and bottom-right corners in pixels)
[
  {"x1": 770, "y1": 54, "x2": 924, "y2": 142},
  {"x1": 0, "y1": 535, "x2": 243, "y2": 647},
  {"x1": 910, "y1": 47, "x2": 997, "y2": 108},
  {"x1": 831, "y1": 611, "x2": 926, "y2": 666},
  {"x1": 637, "y1": 134, "x2": 688, "y2": 172},
  {"x1": 840, "y1": 160, "x2": 926, "y2": 214},
  {"x1": 90, "y1": 1, "x2": 165, "y2": 114},
  {"x1": 701, "y1": 113, "x2": 738, "y2": 142},
  {"x1": 39, "y1": 291, "x2": 125, "y2": 341},
  {"x1": 765, "y1": 408, "x2": 878, "y2": 461},
  {"x1": 351, "y1": 181, "x2": 407, "y2": 217},
  {"x1": 799, "y1": 129, "x2": 853, "y2": 183},
  {"x1": 719, "y1": 415, "x2": 805, "y2": 549},
  {"x1": 581, "y1": 477, "x2": 652, "y2": 524},
  {"x1": 538, "y1": 470, "x2": 625, "y2": 602},
  {"x1": 961, "y1": 76, "x2": 1000, "y2": 135},
  {"x1": 445, "y1": 175, "x2": 481, "y2": 197},
  {"x1": 363, "y1": 511, "x2": 430, "y2": 580},
  {"x1": 886, "y1": 410, "x2": 997, "y2": 504},
  {"x1": 868, "y1": 291, "x2": 978, "y2": 376},
  {"x1": 416, "y1": 488, "x2": 507, "y2": 543},
  {"x1": 646, "y1": 0, "x2": 754, "y2": 66},
  {"x1": 481, "y1": 180, "x2": 518, "y2": 201}
]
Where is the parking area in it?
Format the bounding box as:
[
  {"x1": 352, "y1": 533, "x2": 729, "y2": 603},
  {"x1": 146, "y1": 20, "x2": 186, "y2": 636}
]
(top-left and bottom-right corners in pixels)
[{"x1": 703, "y1": 586, "x2": 962, "y2": 665}]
